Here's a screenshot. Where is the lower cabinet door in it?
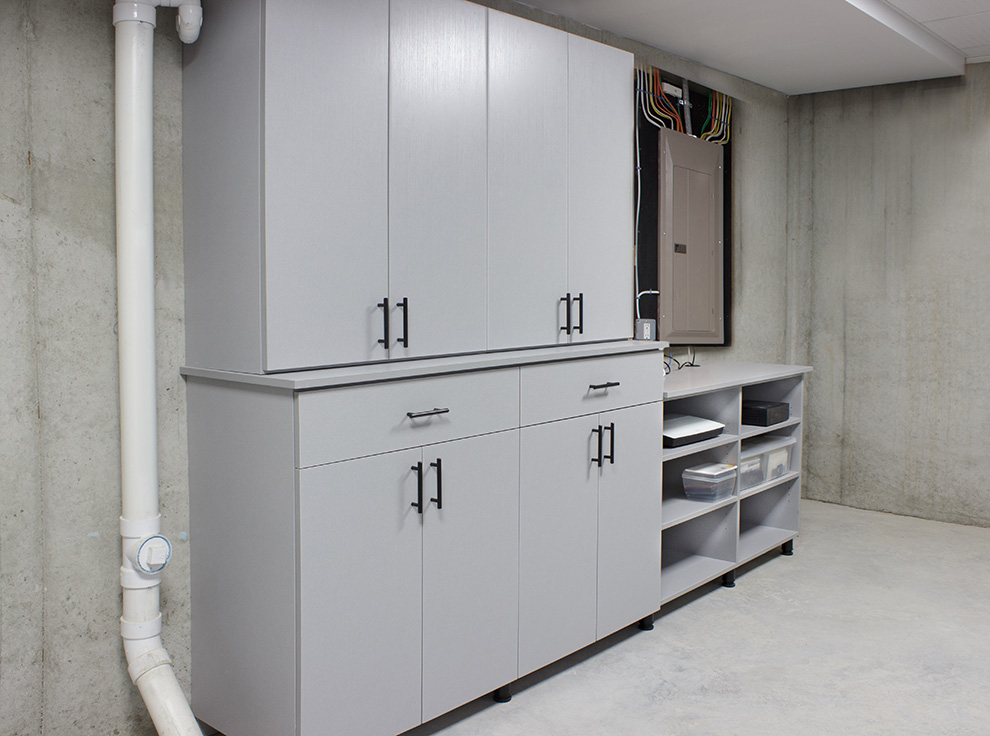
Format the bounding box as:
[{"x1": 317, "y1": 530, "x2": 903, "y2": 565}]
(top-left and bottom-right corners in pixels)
[
  {"x1": 422, "y1": 430, "x2": 520, "y2": 722},
  {"x1": 519, "y1": 417, "x2": 598, "y2": 676},
  {"x1": 298, "y1": 449, "x2": 424, "y2": 736},
  {"x1": 596, "y1": 402, "x2": 662, "y2": 639}
]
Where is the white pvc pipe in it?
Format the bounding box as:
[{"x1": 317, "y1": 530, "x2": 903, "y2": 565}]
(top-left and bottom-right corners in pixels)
[{"x1": 114, "y1": 3, "x2": 202, "y2": 735}]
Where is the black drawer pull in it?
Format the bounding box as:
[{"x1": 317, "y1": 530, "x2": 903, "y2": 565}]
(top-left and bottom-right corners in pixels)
[
  {"x1": 589, "y1": 381, "x2": 620, "y2": 391},
  {"x1": 411, "y1": 461, "x2": 424, "y2": 514},
  {"x1": 575, "y1": 292, "x2": 584, "y2": 335},
  {"x1": 407, "y1": 407, "x2": 450, "y2": 419},
  {"x1": 430, "y1": 458, "x2": 443, "y2": 509},
  {"x1": 604, "y1": 422, "x2": 615, "y2": 464},
  {"x1": 398, "y1": 297, "x2": 409, "y2": 348},
  {"x1": 560, "y1": 293, "x2": 572, "y2": 335},
  {"x1": 591, "y1": 425, "x2": 604, "y2": 465},
  {"x1": 377, "y1": 297, "x2": 389, "y2": 347}
]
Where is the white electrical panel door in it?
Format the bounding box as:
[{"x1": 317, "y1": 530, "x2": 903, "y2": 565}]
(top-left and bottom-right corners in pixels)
[
  {"x1": 389, "y1": 0, "x2": 488, "y2": 359},
  {"x1": 596, "y1": 403, "x2": 662, "y2": 639},
  {"x1": 567, "y1": 35, "x2": 635, "y2": 343},
  {"x1": 422, "y1": 431, "x2": 520, "y2": 722},
  {"x1": 658, "y1": 128, "x2": 724, "y2": 344},
  {"x1": 264, "y1": 0, "x2": 389, "y2": 371},
  {"x1": 299, "y1": 450, "x2": 424, "y2": 736},
  {"x1": 487, "y1": 11, "x2": 568, "y2": 350}
]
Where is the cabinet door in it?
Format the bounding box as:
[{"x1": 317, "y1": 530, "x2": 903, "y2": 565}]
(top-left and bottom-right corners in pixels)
[
  {"x1": 487, "y1": 11, "x2": 568, "y2": 350},
  {"x1": 519, "y1": 417, "x2": 598, "y2": 676},
  {"x1": 566, "y1": 35, "x2": 634, "y2": 343},
  {"x1": 389, "y1": 0, "x2": 488, "y2": 359},
  {"x1": 298, "y1": 450, "x2": 423, "y2": 736},
  {"x1": 422, "y1": 431, "x2": 519, "y2": 721},
  {"x1": 596, "y1": 403, "x2": 662, "y2": 639},
  {"x1": 264, "y1": 0, "x2": 389, "y2": 371}
]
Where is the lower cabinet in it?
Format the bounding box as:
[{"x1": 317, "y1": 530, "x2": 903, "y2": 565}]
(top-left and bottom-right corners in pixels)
[
  {"x1": 299, "y1": 430, "x2": 519, "y2": 736},
  {"x1": 519, "y1": 402, "x2": 661, "y2": 676}
]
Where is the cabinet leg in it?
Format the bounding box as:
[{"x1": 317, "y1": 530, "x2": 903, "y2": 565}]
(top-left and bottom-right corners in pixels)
[
  {"x1": 721, "y1": 569, "x2": 736, "y2": 588},
  {"x1": 781, "y1": 539, "x2": 794, "y2": 556},
  {"x1": 638, "y1": 613, "x2": 655, "y2": 631},
  {"x1": 493, "y1": 684, "x2": 512, "y2": 703}
]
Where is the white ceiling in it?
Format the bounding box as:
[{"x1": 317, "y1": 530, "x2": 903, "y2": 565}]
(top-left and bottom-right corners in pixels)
[{"x1": 520, "y1": 0, "x2": 990, "y2": 94}]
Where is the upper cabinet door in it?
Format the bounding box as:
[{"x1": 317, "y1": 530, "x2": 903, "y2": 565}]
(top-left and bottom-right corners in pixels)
[
  {"x1": 264, "y1": 0, "x2": 390, "y2": 371},
  {"x1": 567, "y1": 36, "x2": 635, "y2": 343},
  {"x1": 389, "y1": 0, "x2": 488, "y2": 359},
  {"x1": 487, "y1": 12, "x2": 568, "y2": 351}
]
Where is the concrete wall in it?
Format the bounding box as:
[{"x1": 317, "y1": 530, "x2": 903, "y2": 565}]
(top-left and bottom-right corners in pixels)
[
  {"x1": 0, "y1": 2, "x2": 188, "y2": 734},
  {"x1": 0, "y1": 1, "x2": 789, "y2": 733},
  {"x1": 789, "y1": 64, "x2": 990, "y2": 526}
]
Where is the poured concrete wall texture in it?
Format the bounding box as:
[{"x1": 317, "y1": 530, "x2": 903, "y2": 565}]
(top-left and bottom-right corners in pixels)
[
  {"x1": 1, "y1": 0, "x2": 985, "y2": 732},
  {"x1": 789, "y1": 65, "x2": 990, "y2": 526}
]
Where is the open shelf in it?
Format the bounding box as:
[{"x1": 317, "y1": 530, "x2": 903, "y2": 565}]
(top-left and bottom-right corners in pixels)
[
  {"x1": 662, "y1": 494, "x2": 736, "y2": 530},
  {"x1": 738, "y1": 523, "x2": 795, "y2": 564},
  {"x1": 660, "y1": 549, "x2": 735, "y2": 605},
  {"x1": 738, "y1": 417, "x2": 802, "y2": 441},
  {"x1": 739, "y1": 470, "x2": 800, "y2": 499},
  {"x1": 662, "y1": 433, "x2": 738, "y2": 462}
]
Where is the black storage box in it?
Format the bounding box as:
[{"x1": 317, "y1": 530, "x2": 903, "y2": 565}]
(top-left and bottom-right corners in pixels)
[{"x1": 741, "y1": 400, "x2": 789, "y2": 427}]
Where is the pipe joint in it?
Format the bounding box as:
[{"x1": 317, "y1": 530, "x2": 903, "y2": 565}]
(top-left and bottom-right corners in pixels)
[
  {"x1": 113, "y1": 2, "x2": 157, "y2": 28},
  {"x1": 175, "y1": 4, "x2": 203, "y2": 44},
  {"x1": 121, "y1": 612, "x2": 163, "y2": 641},
  {"x1": 127, "y1": 643, "x2": 174, "y2": 684}
]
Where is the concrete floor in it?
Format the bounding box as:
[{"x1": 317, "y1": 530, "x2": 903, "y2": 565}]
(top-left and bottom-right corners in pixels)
[{"x1": 404, "y1": 500, "x2": 990, "y2": 736}]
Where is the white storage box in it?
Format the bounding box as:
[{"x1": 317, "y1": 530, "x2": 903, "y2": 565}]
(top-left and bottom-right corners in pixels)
[
  {"x1": 682, "y1": 462, "x2": 737, "y2": 502},
  {"x1": 739, "y1": 435, "x2": 796, "y2": 490}
]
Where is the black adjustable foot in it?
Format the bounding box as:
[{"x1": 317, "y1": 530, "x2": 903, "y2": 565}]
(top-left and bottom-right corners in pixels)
[
  {"x1": 721, "y1": 569, "x2": 736, "y2": 588},
  {"x1": 493, "y1": 684, "x2": 512, "y2": 703},
  {"x1": 781, "y1": 540, "x2": 794, "y2": 556},
  {"x1": 638, "y1": 613, "x2": 655, "y2": 631}
]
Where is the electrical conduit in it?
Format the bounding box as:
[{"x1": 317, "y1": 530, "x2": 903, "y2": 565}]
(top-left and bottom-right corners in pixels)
[{"x1": 113, "y1": 2, "x2": 202, "y2": 734}]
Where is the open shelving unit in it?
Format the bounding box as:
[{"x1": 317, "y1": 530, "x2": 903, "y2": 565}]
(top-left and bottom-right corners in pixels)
[{"x1": 660, "y1": 362, "x2": 811, "y2": 605}]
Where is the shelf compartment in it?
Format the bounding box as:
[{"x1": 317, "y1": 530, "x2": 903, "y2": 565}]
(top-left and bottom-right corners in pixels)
[
  {"x1": 662, "y1": 433, "x2": 738, "y2": 462},
  {"x1": 738, "y1": 470, "x2": 800, "y2": 499},
  {"x1": 664, "y1": 387, "x2": 740, "y2": 437},
  {"x1": 738, "y1": 417, "x2": 801, "y2": 441},
  {"x1": 660, "y1": 503, "x2": 737, "y2": 605},
  {"x1": 741, "y1": 376, "x2": 804, "y2": 425},
  {"x1": 662, "y1": 494, "x2": 736, "y2": 530},
  {"x1": 737, "y1": 479, "x2": 799, "y2": 564}
]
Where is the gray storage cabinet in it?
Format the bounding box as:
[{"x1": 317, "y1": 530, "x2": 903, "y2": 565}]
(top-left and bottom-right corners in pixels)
[
  {"x1": 185, "y1": 345, "x2": 664, "y2": 736},
  {"x1": 183, "y1": 0, "x2": 635, "y2": 374}
]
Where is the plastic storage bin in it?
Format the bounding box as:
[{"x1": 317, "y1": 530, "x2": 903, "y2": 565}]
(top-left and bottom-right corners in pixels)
[
  {"x1": 739, "y1": 435, "x2": 796, "y2": 490},
  {"x1": 682, "y1": 462, "x2": 737, "y2": 502}
]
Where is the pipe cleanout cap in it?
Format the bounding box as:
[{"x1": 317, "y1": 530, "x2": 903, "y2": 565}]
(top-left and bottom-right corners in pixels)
[
  {"x1": 135, "y1": 534, "x2": 172, "y2": 574},
  {"x1": 113, "y1": 2, "x2": 157, "y2": 27}
]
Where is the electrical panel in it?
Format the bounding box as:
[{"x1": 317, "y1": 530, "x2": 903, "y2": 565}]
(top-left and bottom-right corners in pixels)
[{"x1": 657, "y1": 128, "x2": 724, "y2": 344}]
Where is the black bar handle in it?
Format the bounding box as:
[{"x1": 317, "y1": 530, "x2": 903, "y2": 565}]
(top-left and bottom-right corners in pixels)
[
  {"x1": 377, "y1": 297, "x2": 389, "y2": 346},
  {"x1": 604, "y1": 422, "x2": 615, "y2": 464},
  {"x1": 398, "y1": 297, "x2": 409, "y2": 348},
  {"x1": 575, "y1": 292, "x2": 584, "y2": 335},
  {"x1": 560, "y1": 293, "x2": 572, "y2": 335},
  {"x1": 411, "y1": 461, "x2": 424, "y2": 514},
  {"x1": 407, "y1": 407, "x2": 450, "y2": 419},
  {"x1": 589, "y1": 381, "x2": 620, "y2": 391},
  {"x1": 430, "y1": 458, "x2": 443, "y2": 509},
  {"x1": 591, "y1": 425, "x2": 603, "y2": 465}
]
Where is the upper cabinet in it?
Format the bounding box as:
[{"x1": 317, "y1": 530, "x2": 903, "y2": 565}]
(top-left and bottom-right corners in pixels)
[
  {"x1": 389, "y1": 0, "x2": 488, "y2": 360},
  {"x1": 487, "y1": 11, "x2": 568, "y2": 350},
  {"x1": 184, "y1": 0, "x2": 390, "y2": 373},
  {"x1": 567, "y1": 35, "x2": 635, "y2": 344},
  {"x1": 184, "y1": 0, "x2": 634, "y2": 374}
]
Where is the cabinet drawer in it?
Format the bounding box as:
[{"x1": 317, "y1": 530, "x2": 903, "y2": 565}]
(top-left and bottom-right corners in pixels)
[
  {"x1": 297, "y1": 369, "x2": 519, "y2": 467},
  {"x1": 520, "y1": 351, "x2": 662, "y2": 425}
]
